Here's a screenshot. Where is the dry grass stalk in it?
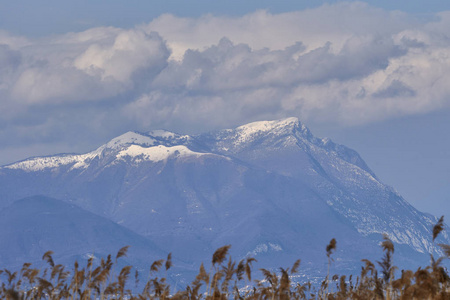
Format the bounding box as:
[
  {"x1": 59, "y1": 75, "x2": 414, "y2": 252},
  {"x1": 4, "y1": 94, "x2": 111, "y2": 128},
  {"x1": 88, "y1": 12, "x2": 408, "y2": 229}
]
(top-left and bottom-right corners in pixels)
[
  {"x1": 433, "y1": 216, "x2": 445, "y2": 242},
  {"x1": 4, "y1": 222, "x2": 450, "y2": 299}
]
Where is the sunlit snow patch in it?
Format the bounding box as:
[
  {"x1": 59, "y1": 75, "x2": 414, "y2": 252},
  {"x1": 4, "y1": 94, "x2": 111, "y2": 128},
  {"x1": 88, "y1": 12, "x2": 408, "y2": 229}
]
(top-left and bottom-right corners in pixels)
[{"x1": 115, "y1": 144, "x2": 207, "y2": 163}]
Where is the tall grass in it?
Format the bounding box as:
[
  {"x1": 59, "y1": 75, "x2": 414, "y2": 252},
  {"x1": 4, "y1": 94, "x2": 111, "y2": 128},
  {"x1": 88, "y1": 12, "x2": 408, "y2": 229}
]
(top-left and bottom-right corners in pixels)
[{"x1": 2, "y1": 217, "x2": 450, "y2": 299}]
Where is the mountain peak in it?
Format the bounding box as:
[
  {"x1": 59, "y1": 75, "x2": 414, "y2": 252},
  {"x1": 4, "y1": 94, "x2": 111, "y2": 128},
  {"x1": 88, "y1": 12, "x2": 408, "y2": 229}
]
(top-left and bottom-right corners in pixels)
[
  {"x1": 236, "y1": 117, "x2": 299, "y2": 134},
  {"x1": 105, "y1": 131, "x2": 156, "y2": 149},
  {"x1": 226, "y1": 117, "x2": 300, "y2": 146}
]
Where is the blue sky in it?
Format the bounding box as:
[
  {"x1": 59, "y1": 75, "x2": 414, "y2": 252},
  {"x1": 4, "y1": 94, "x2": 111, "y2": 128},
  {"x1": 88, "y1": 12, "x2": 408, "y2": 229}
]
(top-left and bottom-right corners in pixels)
[
  {"x1": 1, "y1": 0, "x2": 450, "y2": 217},
  {"x1": 1, "y1": 0, "x2": 448, "y2": 36}
]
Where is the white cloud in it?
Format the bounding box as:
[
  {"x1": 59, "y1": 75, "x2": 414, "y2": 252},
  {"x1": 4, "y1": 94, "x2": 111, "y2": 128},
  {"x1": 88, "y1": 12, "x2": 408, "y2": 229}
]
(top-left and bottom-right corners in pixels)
[
  {"x1": 130, "y1": 3, "x2": 450, "y2": 127},
  {"x1": 144, "y1": 2, "x2": 412, "y2": 60},
  {"x1": 74, "y1": 30, "x2": 168, "y2": 83},
  {"x1": 2, "y1": 2, "x2": 450, "y2": 164},
  {"x1": 2, "y1": 27, "x2": 170, "y2": 105}
]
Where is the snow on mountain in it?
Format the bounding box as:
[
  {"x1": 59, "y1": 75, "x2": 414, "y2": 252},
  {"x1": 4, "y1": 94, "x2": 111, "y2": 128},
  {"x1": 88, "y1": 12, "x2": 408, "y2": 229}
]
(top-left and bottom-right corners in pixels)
[
  {"x1": 3, "y1": 153, "x2": 97, "y2": 172},
  {"x1": 3, "y1": 131, "x2": 212, "y2": 172},
  {"x1": 198, "y1": 117, "x2": 441, "y2": 254},
  {"x1": 232, "y1": 117, "x2": 299, "y2": 145},
  {"x1": 201, "y1": 117, "x2": 375, "y2": 178},
  {"x1": 0, "y1": 117, "x2": 447, "y2": 279},
  {"x1": 116, "y1": 144, "x2": 209, "y2": 163},
  {"x1": 105, "y1": 131, "x2": 157, "y2": 148}
]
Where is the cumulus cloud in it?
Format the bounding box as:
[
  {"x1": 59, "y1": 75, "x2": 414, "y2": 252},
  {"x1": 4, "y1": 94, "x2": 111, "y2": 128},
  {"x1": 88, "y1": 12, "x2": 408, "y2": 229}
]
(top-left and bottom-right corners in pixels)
[
  {"x1": 144, "y1": 2, "x2": 412, "y2": 60},
  {"x1": 73, "y1": 30, "x2": 168, "y2": 83},
  {"x1": 4, "y1": 27, "x2": 169, "y2": 105},
  {"x1": 1, "y1": 2, "x2": 450, "y2": 164}
]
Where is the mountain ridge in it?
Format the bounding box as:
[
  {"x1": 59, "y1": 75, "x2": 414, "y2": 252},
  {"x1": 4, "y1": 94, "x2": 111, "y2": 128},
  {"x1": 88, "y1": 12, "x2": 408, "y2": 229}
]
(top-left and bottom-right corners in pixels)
[
  {"x1": 0, "y1": 195, "x2": 168, "y2": 270},
  {"x1": 2, "y1": 117, "x2": 374, "y2": 177},
  {"x1": 0, "y1": 117, "x2": 446, "y2": 278}
]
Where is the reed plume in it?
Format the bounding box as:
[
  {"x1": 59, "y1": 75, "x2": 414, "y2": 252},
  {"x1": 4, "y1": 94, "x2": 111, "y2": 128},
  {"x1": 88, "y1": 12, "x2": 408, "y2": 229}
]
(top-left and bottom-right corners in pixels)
[{"x1": 3, "y1": 221, "x2": 450, "y2": 300}]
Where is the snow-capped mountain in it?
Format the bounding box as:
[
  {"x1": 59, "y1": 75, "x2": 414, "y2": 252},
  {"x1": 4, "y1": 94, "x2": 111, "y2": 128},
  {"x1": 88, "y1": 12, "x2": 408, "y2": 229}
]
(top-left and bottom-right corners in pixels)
[{"x1": 0, "y1": 118, "x2": 446, "y2": 278}]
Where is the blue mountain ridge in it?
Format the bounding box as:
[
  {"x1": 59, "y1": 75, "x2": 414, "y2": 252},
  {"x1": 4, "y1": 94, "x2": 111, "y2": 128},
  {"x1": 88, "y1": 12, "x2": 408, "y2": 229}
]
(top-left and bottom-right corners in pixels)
[{"x1": 0, "y1": 117, "x2": 447, "y2": 282}]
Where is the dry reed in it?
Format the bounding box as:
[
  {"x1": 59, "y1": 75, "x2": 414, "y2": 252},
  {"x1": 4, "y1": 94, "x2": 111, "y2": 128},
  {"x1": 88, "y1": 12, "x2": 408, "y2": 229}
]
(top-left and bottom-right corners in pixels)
[{"x1": 2, "y1": 217, "x2": 450, "y2": 299}]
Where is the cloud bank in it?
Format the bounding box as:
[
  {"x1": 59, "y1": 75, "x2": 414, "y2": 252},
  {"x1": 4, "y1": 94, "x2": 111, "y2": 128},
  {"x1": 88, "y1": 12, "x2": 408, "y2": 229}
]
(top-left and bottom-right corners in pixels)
[{"x1": 1, "y1": 2, "x2": 450, "y2": 163}]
